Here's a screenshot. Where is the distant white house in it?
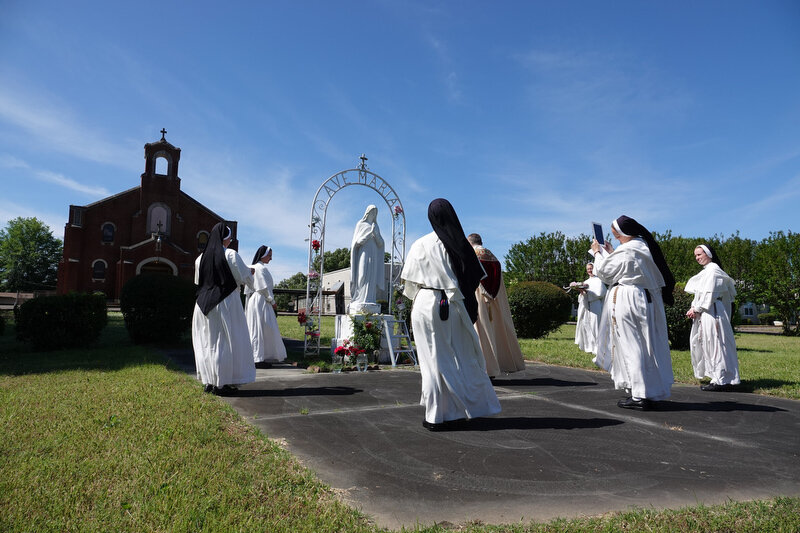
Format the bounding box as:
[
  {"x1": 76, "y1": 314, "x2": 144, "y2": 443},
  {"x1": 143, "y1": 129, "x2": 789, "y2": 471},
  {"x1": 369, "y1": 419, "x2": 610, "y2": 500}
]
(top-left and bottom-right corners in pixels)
[{"x1": 295, "y1": 263, "x2": 394, "y2": 315}]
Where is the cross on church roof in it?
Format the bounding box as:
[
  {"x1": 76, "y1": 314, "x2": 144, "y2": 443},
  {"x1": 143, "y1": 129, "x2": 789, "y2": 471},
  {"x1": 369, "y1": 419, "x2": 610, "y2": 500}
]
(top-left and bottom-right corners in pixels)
[{"x1": 160, "y1": 128, "x2": 167, "y2": 141}]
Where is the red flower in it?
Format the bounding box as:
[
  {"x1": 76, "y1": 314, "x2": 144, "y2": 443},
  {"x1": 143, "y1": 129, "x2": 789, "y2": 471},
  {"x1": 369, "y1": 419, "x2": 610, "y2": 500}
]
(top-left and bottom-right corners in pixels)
[
  {"x1": 297, "y1": 312, "x2": 307, "y2": 325},
  {"x1": 394, "y1": 205, "x2": 403, "y2": 215},
  {"x1": 365, "y1": 321, "x2": 372, "y2": 329},
  {"x1": 311, "y1": 239, "x2": 321, "y2": 251}
]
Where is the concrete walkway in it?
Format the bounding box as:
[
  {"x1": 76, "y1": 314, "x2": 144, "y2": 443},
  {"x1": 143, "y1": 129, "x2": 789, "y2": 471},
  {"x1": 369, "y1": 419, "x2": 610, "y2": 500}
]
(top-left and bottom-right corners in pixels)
[
  {"x1": 170, "y1": 350, "x2": 800, "y2": 529},
  {"x1": 171, "y1": 344, "x2": 800, "y2": 529}
]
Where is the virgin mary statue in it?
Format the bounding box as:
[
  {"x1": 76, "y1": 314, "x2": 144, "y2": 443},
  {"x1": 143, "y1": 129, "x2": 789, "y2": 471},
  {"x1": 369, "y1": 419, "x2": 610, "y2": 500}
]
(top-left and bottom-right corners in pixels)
[{"x1": 349, "y1": 205, "x2": 385, "y2": 314}]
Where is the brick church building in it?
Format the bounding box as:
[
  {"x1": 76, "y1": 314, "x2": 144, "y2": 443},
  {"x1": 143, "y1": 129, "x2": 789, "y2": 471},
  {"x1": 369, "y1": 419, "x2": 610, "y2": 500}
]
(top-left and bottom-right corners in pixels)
[{"x1": 56, "y1": 131, "x2": 238, "y2": 301}]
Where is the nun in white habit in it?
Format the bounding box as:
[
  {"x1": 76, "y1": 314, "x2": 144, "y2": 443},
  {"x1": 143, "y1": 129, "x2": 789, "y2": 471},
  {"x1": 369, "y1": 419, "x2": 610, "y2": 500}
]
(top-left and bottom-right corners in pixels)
[
  {"x1": 685, "y1": 244, "x2": 740, "y2": 391},
  {"x1": 591, "y1": 215, "x2": 675, "y2": 410},
  {"x1": 574, "y1": 262, "x2": 607, "y2": 356},
  {"x1": 192, "y1": 223, "x2": 256, "y2": 395},
  {"x1": 246, "y1": 245, "x2": 287, "y2": 365},
  {"x1": 401, "y1": 198, "x2": 501, "y2": 430}
]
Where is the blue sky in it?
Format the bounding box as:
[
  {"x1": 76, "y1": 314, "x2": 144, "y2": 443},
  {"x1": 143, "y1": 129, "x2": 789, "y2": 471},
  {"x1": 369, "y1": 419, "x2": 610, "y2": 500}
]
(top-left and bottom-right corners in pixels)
[{"x1": 1, "y1": 1, "x2": 799, "y2": 282}]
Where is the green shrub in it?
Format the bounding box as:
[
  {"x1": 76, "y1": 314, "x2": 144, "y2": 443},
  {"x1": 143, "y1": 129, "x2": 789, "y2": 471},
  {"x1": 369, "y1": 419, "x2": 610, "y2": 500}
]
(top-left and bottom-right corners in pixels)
[
  {"x1": 758, "y1": 312, "x2": 778, "y2": 326},
  {"x1": 665, "y1": 283, "x2": 694, "y2": 350},
  {"x1": 507, "y1": 281, "x2": 571, "y2": 339},
  {"x1": 0, "y1": 313, "x2": 5, "y2": 336},
  {"x1": 120, "y1": 274, "x2": 196, "y2": 344},
  {"x1": 730, "y1": 307, "x2": 743, "y2": 327},
  {"x1": 16, "y1": 293, "x2": 107, "y2": 350}
]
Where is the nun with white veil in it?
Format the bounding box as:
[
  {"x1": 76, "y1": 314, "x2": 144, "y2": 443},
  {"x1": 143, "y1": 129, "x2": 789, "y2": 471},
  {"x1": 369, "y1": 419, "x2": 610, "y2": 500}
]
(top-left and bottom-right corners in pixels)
[
  {"x1": 246, "y1": 245, "x2": 287, "y2": 366},
  {"x1": 401, "y1": 198, "x2": 501, "y2": 431},
  {"x1": 349, "y1": 205, "x2": 385, "y2": 314},
  {"x1": 685, "y1": 243, "x2": 740, "y2": 391},
  {"x1": 591, "y1": 215, "x2": 675, "y2": 410},
  {"x1": 575, "y1": 262, "x2": 607, "y2": 356},
  {"x1": 192, "y1": 223, "x2": 255, "y2": 395}
]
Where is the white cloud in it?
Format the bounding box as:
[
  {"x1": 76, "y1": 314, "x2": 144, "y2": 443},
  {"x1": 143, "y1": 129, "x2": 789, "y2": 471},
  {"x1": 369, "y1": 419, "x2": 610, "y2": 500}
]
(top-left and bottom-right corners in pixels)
[
  {"x1": 0, "y1": 200, "x2": 65, "y2": 240},
  {"x1": 0, "y1": 154, "x2": 110, "y2": 197},
  {"x1": 0, "y1": 84, "x2": 136, "y2": 168}
]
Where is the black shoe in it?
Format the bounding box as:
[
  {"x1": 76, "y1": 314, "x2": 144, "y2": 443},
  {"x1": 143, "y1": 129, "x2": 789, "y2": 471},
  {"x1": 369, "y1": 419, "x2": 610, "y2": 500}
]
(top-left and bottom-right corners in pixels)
[
  {"x1": 422, "y1": 420, "x2": 447, "y2": 431},
  {"x1": 255, "y1": 362, "x2": 273, "y2": 369},
  {"x1": 701, "y1": 383, "x2": 732, "y2": 392},
  {"x1": 203, "y1": 384, "x2": 214, "y2": 393},
  {"x1": 617, "y1": 397, "x2": 653, "y2": 410},
  {"x1": 213, "y1": 384, "x2": 237, "y2": 396}
]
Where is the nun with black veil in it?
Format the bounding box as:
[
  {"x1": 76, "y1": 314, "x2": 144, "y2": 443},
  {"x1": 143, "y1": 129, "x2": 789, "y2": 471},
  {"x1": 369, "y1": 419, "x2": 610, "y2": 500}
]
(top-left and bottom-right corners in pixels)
[
  {"x1": 192, "y1": 223, "x2": 256, "y2": 395},
  {"x1": 245, "y1": 245, "x2": 287, "y2": 366},
  {"x1": 591, "y1": 215, "x2": 675, "y2": 410},
  {"x1": 401, "y1": 198, "x2": 501, "y2": 431}
]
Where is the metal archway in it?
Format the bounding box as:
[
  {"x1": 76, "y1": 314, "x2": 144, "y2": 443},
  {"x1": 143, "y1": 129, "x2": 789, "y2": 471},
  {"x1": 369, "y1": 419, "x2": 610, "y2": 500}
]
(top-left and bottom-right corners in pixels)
[{"x1": 303, "y1": 155, "x2": 406, "y2": 357}]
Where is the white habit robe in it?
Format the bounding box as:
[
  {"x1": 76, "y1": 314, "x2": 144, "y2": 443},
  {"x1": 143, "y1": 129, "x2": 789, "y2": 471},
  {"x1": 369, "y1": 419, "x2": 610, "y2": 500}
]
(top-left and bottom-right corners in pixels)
[
  {"x1": 472, "y1": 246, "x2": 526, "y2": 377},
  {"x1": 685, "y1": 263, "x2": 740, "y2": 386},
  {"x1": 192, "y1": 249, "x2": 256, "y2": 387},
  {"x1": 593, "y1": 238, "x2": 674, "y2": 401},
  {"x1": 401, "y1": 232, "x2": 501, "y2": 424},
  {"x1": 245, "y1": 262, "x2": 287, "y2": 363},
  {"x1": 574, "y1": 276, "x2": 607, "y2": 355}
]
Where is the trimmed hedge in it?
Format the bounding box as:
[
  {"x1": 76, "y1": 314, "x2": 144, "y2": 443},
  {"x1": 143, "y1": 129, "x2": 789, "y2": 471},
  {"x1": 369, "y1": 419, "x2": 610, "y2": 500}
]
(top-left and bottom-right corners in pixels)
[
  {"x1": 758, "y1": 312, "x2": 778, "y2": 326},
  {"x1": 664, "y1": 284, "x2": 694, "y2": 350},
  {"x1": 507, "y1": 281, "x2": 571, "y2": 339},
  {"x1": 16, "y1": 292, "x2": 107, "y2": 351},
  {"x1": 120, "y1": 273, "x2": 196, "y2": 344}
]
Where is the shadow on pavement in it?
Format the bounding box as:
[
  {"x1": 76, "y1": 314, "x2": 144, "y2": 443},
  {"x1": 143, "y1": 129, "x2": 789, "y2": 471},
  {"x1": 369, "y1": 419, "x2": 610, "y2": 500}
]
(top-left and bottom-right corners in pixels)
[
  {"x1": 493, "y1": 378, "x2": 599, "y2": 388},
  {"x1": 233, "y1": 386, "x2": 363, "y2": 398},
  {"x1": 655, "y1": 400, "x2": 786, "y2": 413},
  {"x1": 459, "y1": 416, "x2": 624, "y2": 431}
]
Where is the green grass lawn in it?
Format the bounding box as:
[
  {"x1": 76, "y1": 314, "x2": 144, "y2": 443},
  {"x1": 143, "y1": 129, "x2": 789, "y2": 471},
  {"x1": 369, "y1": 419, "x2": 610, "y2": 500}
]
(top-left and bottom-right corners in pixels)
[
  {"x1": 520, "y1": 324, "x2": 800, "y2": 400},
  {"x1": 1, "y1": 312, "x2": 799, "y2": 532}
]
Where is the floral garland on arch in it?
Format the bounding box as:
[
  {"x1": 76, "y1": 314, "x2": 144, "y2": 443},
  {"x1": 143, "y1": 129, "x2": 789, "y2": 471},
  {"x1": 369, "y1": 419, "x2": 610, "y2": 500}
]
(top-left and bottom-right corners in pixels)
[{"x1": 299, "y1": 240, "x2": 323, "y2": 341}]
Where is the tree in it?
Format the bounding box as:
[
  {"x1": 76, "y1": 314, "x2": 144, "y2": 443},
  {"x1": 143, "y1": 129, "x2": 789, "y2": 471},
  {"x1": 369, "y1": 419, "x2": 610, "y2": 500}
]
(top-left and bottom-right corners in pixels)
[
  {"x1": 310, "y1": 247, "x2": 391, "y2": 273},
  {"x1": 652, "y1": 230, "x2": 699, "y2": 285},
  {"x1": 0, "y1": 217, "x2": 62, "y2": 292},
  {"x1": 713, "y1": 232, "x2": 758, "y2": 308},
  {"x1": 505, "y1": 232, "x2": 592, "y2": 289},
  {"x1": 750, "y1": 231, "x2": 800, "y2": 335},
  {"x1": 311, "y1": 247, "x2": 351, "y2": 273},
  {"x1": 274, "y1": 271, "x2": 308, "y2": 311}
]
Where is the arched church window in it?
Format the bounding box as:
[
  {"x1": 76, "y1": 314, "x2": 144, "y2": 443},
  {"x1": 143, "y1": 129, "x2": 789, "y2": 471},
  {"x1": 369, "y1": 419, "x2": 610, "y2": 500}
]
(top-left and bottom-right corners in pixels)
[
  {"x1": 197, "y1": 231, "x2": 209, "y2": 252},
  {"x1": 92, "y1": 260, "x2": 107, "y2": 280},
  {"x1": 155, "y1": 156, "x2": 169, "y2": 175},
  {"x1": 101, "y1": 222, "x2": 115, "y2": 243},
  {"x1": 148, "y1": 204, "x2": 170, "y2": 234}
]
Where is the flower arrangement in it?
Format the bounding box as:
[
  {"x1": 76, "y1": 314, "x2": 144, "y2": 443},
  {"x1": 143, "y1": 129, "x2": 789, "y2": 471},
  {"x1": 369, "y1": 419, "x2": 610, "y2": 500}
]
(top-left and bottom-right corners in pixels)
[
  {"x1": 297, "y1": 311, "x2": 307, "y2": 324},
  {"x1": 351, "y1": 313, "x2": 383, "y2": 360},
  {"x1": 308, "y1": 270, "x2": 319, "y2": 280},
  {"x1": 311, "y1": 239, "x2": 321, "y2": 251},
  {"x1": 393, "y1": 205, "x2": 403, "y2": 217},
  {"x1": 333, "y1": 338, "x2": 365, "y2": 366}
]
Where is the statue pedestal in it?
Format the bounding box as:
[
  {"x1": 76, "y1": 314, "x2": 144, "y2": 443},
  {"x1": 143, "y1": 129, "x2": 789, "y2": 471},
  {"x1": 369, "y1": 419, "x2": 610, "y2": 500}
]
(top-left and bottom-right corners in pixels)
[
  {"x1": 333, "y1": 313, "x2": 397, "y2": 365},
  {"x1": 347, "y1": 302, "x2": 381, "y2": 314}
]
